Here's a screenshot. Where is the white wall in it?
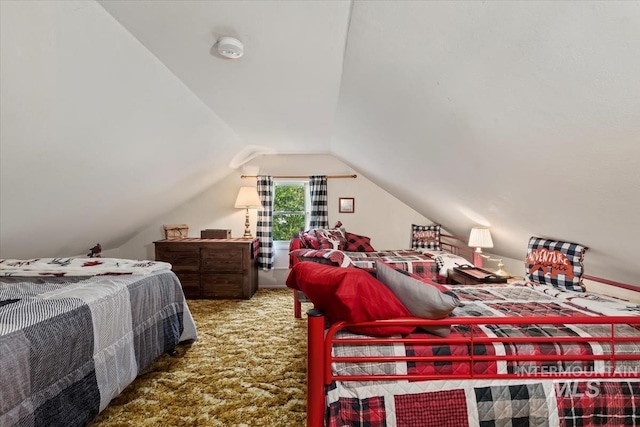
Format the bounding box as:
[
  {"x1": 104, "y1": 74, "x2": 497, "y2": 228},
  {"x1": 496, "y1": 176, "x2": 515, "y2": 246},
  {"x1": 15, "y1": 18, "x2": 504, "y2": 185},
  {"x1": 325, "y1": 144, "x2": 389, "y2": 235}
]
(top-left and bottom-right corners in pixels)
[
  {"x1": 0, "y1": 0, "x2": 243, "y2": 259},
  {"x1": 114, "y1": 153, "x2": 435, "y2": 287}
]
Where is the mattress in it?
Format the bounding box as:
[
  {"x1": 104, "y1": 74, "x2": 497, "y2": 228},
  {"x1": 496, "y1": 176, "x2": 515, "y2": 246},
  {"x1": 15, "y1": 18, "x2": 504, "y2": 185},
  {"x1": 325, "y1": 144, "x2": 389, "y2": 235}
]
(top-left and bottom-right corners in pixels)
[
  {"x1": 0, "y1": 269, "x2": 197, "y2": 427},
  {"x1": 326, "y1": 282, "x2": 640, "y2": 426}
]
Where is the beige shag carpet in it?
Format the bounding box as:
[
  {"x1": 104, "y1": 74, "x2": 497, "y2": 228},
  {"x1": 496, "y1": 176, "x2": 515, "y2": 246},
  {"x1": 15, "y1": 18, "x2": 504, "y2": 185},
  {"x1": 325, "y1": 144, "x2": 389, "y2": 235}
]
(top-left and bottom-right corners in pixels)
[{"x1": 90, "y1": 288, "x2": 308, "y2": 427}]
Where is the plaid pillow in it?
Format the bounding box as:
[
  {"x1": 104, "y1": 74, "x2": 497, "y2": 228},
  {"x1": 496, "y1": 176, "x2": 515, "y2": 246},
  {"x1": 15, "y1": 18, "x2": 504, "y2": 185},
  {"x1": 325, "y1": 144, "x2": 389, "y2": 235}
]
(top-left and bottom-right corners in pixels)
[
  {"x1": 344, "y1": 232, "x2": 376, "y2": 252},
  {"x1": 411, "y1": 224, "x2": 441, "y2": 250},
  {"x1": 525, "y1": 236, "x2": 588, "y2": 292},
  {"x1": 300, "y1": 232, "x2": 320, "y2": 250},
  {"x1": 314, "y1": 228, "x2": 348, "y2": 250}
]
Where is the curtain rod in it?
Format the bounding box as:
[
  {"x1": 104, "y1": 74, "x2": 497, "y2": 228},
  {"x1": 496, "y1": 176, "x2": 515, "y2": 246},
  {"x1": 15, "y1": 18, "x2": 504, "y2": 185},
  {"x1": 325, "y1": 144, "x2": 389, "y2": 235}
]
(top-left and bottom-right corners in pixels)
[{"x1": 241, "y1": 174, "x2": 357, "y2": 179}]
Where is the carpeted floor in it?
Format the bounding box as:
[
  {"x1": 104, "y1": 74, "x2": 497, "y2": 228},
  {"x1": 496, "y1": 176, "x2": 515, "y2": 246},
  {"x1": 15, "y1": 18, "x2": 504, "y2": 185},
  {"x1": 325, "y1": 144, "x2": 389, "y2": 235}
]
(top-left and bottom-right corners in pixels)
[{"x1": 90, "y1": 288, "x2": 309, "y2": 427}]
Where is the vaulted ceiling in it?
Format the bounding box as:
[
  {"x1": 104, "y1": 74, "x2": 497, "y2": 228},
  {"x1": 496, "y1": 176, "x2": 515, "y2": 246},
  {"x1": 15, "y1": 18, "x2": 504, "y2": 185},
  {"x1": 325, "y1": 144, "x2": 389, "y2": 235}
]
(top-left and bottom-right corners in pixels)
[{"x1": 1, "y1": 1, "x2": 639, "y2": 283}]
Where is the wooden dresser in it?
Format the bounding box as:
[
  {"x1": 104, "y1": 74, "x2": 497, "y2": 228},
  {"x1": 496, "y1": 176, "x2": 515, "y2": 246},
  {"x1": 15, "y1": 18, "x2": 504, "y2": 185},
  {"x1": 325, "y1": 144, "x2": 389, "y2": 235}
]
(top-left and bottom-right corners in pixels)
[{"x1": 154, "y1": 238, "x2": 259, "y2": 299}]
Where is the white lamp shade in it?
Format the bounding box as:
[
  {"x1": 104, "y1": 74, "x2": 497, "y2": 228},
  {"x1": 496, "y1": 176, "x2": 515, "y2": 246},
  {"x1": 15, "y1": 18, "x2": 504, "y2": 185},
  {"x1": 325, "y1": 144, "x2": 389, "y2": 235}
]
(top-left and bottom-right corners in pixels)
[
  {"x1": 468, "y1": 227, "x2": 493, "y2": 248},
  {"x1": 234, "y1": 186, "x2": 261, "y2": 209}
]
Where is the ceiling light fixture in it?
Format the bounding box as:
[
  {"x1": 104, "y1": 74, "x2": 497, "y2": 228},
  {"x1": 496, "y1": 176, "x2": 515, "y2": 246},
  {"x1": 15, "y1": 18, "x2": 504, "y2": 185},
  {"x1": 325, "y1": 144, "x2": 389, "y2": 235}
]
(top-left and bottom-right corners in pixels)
[{"x1": 216, "y1": 36, "x2": 244, "y2": 59}]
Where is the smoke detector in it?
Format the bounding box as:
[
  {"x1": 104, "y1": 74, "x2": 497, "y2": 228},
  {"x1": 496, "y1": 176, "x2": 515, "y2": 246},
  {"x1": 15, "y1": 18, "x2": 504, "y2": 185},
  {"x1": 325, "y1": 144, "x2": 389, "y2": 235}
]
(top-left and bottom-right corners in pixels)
[{"x1": 216, "y1": 37, "x2": 244, "y2": 59}]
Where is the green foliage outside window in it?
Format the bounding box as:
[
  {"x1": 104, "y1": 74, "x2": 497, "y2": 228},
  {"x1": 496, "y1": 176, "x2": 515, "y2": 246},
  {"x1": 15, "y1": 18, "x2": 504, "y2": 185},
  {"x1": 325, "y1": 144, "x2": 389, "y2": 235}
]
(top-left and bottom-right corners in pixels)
[{"x1": 273, "y1": 184, "x2": 306, "y2": 241}]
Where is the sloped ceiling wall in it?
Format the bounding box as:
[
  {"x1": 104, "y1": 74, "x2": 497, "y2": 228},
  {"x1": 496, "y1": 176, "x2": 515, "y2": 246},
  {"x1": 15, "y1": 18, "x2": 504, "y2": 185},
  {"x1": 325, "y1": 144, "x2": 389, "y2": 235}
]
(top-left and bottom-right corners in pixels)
[
  {"x1": 331, "y1": 1, "x2": 640, "y2": 283},
  {"x1": 1, "y1": 1, "x2": 639, "y2": 283},
  {"x1": 0, "y1": 1, "x2": 243, "y2": 257}
]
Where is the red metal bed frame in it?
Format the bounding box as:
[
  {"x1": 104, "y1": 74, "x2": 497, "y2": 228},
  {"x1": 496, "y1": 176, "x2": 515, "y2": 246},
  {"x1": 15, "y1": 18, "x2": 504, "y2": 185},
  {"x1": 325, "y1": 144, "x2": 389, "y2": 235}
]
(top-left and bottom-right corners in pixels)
[{"x1": 305, "y1": 275, "x2": 640, "y2": 427}]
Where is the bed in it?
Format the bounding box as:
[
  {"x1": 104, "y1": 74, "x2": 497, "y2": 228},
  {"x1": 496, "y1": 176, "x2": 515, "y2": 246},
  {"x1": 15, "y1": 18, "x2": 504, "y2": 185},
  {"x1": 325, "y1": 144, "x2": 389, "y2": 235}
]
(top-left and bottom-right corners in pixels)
[
  {"x1": 289, "y1": 224, "x2": 474, "y2": 318},
  {"x1": 288, "y1": 237, "x2": 640, "y2": 426},
  {"x1": 0, "y1": 257, "x2": 198, "y2": 427}
]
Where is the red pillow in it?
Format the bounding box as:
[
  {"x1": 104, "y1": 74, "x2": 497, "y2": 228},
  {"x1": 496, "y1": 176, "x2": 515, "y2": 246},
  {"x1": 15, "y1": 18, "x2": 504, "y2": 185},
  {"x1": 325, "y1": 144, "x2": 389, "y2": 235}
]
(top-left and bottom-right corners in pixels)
[
  {"x1": 302, "y1": 232, "x2": 320, "y2": 250},
  {"x1": 289, "y1": 236, "x2": 303, "y2": 251},
  {"x1": 314, "y1": 228, "x2": 348, "y2": 250},
  {"x1": 344, "y1": 232, "x2": 376, "y2": 252},
  {"x1": 285, "y1": 262, "x2": 415, "y2": 336},
  {"x1": 288, "y1": 237, "x2": 304, "y2": 268}
]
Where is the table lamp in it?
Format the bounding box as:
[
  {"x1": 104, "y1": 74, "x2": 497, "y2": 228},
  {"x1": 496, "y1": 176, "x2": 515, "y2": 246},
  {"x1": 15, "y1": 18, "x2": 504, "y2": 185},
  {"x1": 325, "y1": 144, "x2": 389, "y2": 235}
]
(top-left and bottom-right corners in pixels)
[
  {"x1": 234, "y1": 186, "x2": 261, "y2": 238},
  {"x1": 468, "y1": 227, "x2": 493, "y2": 268}
]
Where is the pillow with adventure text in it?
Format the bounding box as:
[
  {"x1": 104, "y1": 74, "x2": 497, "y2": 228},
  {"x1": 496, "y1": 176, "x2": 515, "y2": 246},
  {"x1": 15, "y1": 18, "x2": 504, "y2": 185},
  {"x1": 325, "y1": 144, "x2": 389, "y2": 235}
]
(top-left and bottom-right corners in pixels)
[{"x1": 525, "y1": 236, "x2": 587, "y2": 292}]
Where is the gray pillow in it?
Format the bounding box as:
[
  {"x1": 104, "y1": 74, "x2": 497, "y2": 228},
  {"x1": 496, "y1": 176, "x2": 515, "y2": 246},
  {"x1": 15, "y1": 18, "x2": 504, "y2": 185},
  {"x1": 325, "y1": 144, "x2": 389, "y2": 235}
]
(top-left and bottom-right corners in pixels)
[{"x1": 375, "y1": 260, "x2": 459, "y2": 337}]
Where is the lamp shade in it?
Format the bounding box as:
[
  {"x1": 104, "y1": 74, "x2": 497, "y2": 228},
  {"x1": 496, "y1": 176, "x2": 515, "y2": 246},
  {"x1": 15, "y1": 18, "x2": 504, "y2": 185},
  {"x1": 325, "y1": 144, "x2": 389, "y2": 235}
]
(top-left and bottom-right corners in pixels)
[
  {"x1": 468, "y1": 227, "x2": 493, "y2": 248},
  {"x1": 234, "y1": 186, "x2": 261, "y2": 209}
]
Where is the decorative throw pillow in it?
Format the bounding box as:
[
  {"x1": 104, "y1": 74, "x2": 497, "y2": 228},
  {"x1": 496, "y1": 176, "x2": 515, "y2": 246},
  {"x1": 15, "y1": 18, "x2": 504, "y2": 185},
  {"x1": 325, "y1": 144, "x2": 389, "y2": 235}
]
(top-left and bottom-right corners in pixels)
[
  {"x1": 289, "y1": 235, "x2": 303, "y2": 251},
  {"x1": 289, "y1": 248, "x2": 354, "y2": 268},
  {"x1": 411, "y1": 224, "x2": 441, "y2": 251},
  {"x1": 525, "y1": 236, "x2": 588, "y2": 292},
  {"x1": 344, "y1": 232, "x2": 376, "y2": 252},
  {"x1": 375, "y1": 260, "x2": 459, "y2": 337},
  {"x1": 285, "y1": 261, "x2": 416, "y2": 336},
  {"x1": 314, "y1": 228, "x2": 348, "y2": 250},
  {"x1": 301, "y1": 232, "x2": 320, "y2": 250}
]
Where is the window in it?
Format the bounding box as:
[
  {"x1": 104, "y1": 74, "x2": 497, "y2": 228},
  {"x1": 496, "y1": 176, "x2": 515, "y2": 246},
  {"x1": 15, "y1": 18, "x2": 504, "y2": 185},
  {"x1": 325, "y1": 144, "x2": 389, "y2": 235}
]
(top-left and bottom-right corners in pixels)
[{"x1": 273, "y1": 181, "x2": 309, "y2": 241}]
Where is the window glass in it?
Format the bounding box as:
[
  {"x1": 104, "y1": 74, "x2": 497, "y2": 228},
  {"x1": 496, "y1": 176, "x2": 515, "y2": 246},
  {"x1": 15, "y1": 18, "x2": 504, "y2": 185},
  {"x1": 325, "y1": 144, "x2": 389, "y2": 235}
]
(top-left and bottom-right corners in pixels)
[{"x1": 273, "y1": 182, "x2": 307, "y2": 241}]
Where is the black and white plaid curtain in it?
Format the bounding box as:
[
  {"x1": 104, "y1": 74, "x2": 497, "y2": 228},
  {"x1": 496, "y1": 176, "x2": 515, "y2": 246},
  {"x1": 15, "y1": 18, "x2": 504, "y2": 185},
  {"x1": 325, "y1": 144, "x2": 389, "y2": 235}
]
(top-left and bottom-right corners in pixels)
[
  {"x1": 309, "y1": 175, "x2": 329, "y2": 229},
  {"x1": 256, "y1": 175, "x2": 274, "y2": 270}
]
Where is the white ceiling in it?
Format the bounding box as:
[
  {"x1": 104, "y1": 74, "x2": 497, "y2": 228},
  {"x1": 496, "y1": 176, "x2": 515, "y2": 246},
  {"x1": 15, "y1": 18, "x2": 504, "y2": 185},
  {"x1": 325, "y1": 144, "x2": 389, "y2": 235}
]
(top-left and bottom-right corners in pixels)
[
  {"x1": 2, "y1": 1, "x2": 639, "y2": 283},
  {"x1": 98, "y1": 0, "x2": 351, "y2": 153}
]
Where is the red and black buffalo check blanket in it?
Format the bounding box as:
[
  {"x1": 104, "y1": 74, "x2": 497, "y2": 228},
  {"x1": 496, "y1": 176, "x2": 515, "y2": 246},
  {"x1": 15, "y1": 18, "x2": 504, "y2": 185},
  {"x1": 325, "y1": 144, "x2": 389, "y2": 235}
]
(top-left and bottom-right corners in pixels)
[{"x1": 326, "y1": 282, "x2": 640, "y2": 427}]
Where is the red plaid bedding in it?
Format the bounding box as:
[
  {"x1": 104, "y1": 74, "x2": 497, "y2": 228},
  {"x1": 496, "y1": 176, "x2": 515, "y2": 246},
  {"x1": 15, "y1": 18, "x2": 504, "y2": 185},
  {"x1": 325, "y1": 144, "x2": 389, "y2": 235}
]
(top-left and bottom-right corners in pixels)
[
  {"x1": 326, "y1": 282, "x2": 640, "y2": 427},
  {"x1": 289, "y1": 248, "x2": 436, "y2": 279}
]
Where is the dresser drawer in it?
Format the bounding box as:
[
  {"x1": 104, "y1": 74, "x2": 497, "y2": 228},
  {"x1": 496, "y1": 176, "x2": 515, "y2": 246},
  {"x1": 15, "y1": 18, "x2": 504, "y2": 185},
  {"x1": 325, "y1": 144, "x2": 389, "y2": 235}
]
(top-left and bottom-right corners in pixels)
[
  {"x1": 154, "y1": 238, "x2": 258, "y2": 300},
  {"x1": 201, "y1": 246, "x2": 245, "y2": 272},
  {"x1": 174, "y1": 272, "x2": 200, "y2": 299},
  {"x1": 201, "y1": 274, "x2": 244, "y2": 298},
  {"x1": 156, "y1": 245, "x2": 200, "y2": 272}
]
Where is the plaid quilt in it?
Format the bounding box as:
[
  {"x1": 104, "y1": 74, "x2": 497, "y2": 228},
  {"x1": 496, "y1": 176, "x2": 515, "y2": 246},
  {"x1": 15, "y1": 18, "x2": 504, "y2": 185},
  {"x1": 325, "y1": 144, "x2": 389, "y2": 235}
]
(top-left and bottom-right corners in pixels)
[
  {"x1": 290, "y1": 248, "x2": 437, "y2": 279},
  {"x1": 0, "y1": 270, "x2": 197, "y2": 427},
  {"x1": 326, "y1": 282, "x2": 640, "y2": 427}
]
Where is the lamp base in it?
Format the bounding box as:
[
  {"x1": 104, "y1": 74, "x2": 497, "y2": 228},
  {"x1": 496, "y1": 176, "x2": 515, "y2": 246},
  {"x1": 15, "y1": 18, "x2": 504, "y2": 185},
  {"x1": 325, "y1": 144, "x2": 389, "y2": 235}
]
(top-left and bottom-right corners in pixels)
[
  {"x1": 493, "y1": 260, "x2": 510, "y2": 277},
  {"x1": 478, "y1": 252, "x2": 510, "y2": 277},
  {"x1": 242, "y1": 208, "x2": 253, "y2": 238},
  {"x1": 473, "y1": 250, "x2": 484, "y2": 268}
]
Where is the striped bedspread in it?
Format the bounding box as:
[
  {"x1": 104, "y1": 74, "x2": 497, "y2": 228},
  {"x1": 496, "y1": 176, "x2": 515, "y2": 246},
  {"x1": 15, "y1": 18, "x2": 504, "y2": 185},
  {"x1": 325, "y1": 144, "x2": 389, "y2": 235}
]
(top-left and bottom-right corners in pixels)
[{"x1": 0, "y1": 269, "x2": 197, "y2": 427}]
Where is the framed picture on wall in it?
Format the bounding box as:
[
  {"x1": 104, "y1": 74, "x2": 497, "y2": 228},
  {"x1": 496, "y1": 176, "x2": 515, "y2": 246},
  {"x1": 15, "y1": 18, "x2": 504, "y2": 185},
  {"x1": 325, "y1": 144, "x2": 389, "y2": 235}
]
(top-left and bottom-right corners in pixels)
[{"x1": 339, "y1": 197, "x2": 355, "y2": 213}]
